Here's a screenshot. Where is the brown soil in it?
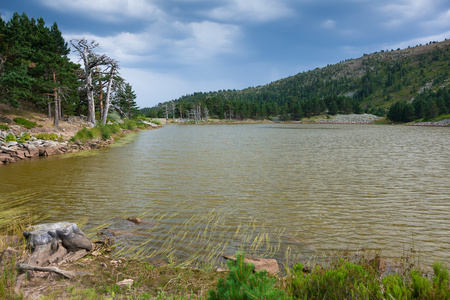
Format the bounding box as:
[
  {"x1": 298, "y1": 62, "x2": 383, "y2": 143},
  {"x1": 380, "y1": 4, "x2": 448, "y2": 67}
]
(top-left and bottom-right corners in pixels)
[{"x1": 0, "y1": 102, "x2": 89, "y2": 140}]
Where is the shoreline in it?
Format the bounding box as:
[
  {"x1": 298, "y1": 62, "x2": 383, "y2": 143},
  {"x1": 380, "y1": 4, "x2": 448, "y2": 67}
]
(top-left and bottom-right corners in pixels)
[{"x1": 0, "y1": 124, "x2": 161, "y2": 166}]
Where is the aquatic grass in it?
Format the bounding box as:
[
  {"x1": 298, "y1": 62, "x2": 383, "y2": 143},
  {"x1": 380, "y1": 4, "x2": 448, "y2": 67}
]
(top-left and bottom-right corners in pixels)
[{"x1": 90, "y1": 208, "x2": 286, "y2": 272}]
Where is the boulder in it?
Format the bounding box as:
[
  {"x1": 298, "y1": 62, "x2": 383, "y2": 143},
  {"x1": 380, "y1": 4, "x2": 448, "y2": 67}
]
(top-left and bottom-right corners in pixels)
[
  {"x1": 222, "y1": 255, "x2": 279, "y2": 275},
  {"x1": 23, "y1": 222, "x2": 92, "y2": 266}
]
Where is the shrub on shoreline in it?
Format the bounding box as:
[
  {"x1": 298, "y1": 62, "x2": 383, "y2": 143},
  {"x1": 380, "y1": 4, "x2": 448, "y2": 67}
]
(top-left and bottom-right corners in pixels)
[{"x1": 13, "y1": 117, "x2": 38, "y2": 129}]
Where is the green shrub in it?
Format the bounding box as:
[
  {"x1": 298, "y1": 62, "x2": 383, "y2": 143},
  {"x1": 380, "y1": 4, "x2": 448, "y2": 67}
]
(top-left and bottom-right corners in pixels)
[
  {"x1": 152, "y1": 119, "x2": 161, "y2": 125},
  {"x1": 208, "y1": 252, "x2": 289, "y2": 300},
  {"x1": 5, "y1": 133, "x2": 17, "y2": 142},
  {"x1": 288, "y1": 260, "x2": 382, "y2": 299},
  {"x1": 99, "y1": 125, "x2": 111, "y2": 140},
  {"x1": 70, "y1": 127, "x2": 94, "y2": 143},
  {"x1": 108, "y1": 123, "x2": 121, "y2": 134},
  {"x1": 0, "y1": 124, "x2": 9, "y2": 131},
  {"x1": 121, "y1": 120, "x2": 137, "y2": 130},
  {"x1": 13, "y1": 117, "x2": 37, "y2": 129},
  {"x1": 108, "y1": 112, "x2": 122, "y2": 123},
  {"x1": 18, "y1": 133, "x2": 31, "y2": 143},
  {"x1": 34, "y1": 133, "x2": 62, "y2": 141}
]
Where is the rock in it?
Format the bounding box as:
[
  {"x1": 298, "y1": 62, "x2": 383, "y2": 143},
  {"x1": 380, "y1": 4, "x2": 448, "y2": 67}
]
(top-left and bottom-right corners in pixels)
[
  {"x1": 222, "y1": 255, "x2": 279, "y2": 275},
  {"x1": 23, "y1": 222, "x2": 92, "y2": 266},
  {"x1": 126, "y1": 217, "x2": 142, "y2": 224},
  {"x1": 369, "y1": 256, "x2": 387, "y2": 274},
  {"x1": 116, "y1": 279, "x2": 133, "y2": 288}
]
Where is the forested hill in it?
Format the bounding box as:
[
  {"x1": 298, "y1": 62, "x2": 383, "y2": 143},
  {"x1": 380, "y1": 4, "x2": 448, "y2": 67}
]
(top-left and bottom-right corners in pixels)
[{"x1": 144, "y1": 39, "x2": 450, "y2": 122}]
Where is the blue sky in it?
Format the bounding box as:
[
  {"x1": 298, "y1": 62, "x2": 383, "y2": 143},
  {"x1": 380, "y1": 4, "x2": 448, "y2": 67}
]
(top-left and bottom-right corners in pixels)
[{"x1": 1, "y1": 0, "x2": 449, "y2": 108}]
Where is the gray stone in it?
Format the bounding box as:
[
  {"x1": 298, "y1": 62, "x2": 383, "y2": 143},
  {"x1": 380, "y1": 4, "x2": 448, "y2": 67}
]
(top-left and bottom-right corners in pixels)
[
  {"x1": 24, "y1": 222, "x2": 92, "y2": 251},
  {"x1": 7, "y1": 141, "x2": 18, "y2": 147},
  {"x1": 23, "y1": 222, "x2": 92, "y2": 266}
]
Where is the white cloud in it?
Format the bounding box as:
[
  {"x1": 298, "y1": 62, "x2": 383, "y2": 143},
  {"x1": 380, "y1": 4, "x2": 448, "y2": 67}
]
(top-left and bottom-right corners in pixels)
[
  {"x1": 321, "y1": 20, "x2": 336, "y2": 29},
  {"x1": 170, "y1": 21, "x2": 242, "y2": 62},
  {"x1": 65, "y1": 20, "x2": 242, "y2": 66},
  {"x1": 208, "y1": 0, "x2": 295, "y2": 23},
  {"x1": 380, "y1": 0, "x2": 434, "y2": 26},
  {"x1": 39, "y1": 0, "x2": 165, "y2": 22}
]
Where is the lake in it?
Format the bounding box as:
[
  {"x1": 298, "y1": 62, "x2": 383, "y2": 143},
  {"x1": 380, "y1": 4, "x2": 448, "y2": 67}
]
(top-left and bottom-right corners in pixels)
[{"x1": 1, "y1": 124, "x2": 449, "y2": 268}]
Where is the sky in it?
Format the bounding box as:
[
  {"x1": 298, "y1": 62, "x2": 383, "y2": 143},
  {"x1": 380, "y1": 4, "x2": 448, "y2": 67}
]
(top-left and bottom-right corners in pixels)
[{"x1": 1, "y1": 0, "x2": 450, "y2": 108}]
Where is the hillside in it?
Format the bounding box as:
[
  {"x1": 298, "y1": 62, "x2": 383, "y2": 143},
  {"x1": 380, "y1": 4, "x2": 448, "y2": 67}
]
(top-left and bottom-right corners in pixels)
[{"x1": 144, "y1": 39, "x2": 450, "y2": 122}]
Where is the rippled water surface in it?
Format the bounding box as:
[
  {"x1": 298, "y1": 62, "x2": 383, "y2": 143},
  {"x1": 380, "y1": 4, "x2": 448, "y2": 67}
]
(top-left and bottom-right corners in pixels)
[{"x1": 1, "y1": 124, "x2": 449, "y2": 266}]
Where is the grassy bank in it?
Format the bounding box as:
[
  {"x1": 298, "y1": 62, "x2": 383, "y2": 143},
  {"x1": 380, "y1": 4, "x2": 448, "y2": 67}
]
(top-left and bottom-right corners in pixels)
[{"x1": 1, "y1": 217, "x2": 449, "y2": 299}]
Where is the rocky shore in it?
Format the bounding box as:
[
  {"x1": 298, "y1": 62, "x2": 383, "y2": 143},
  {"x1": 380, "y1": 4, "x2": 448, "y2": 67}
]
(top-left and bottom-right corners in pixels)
[
  {"x1": 315, "y1": 114, "x2": 381, "y2": 124},
  {"x1": 409, "y1": 118, "x2": 450, "y2": 126},
  {"x1": 0, "y1": 129, "x2": 114, "y2": 165}
]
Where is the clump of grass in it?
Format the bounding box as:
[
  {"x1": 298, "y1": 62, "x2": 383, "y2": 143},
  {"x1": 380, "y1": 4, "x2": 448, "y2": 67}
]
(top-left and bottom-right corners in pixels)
[
  {"x1": 70, "y1": 127, "x2": 94, "y2": 143},
  {"x1": 13, "y1": 117, "x2": 37, "y2": 129},
  {"x1": 18, "y1": 133, "x2": 31, "y2": 143},
  {"x1": 34, "y1": 133, "x2": 63, "y2": 142},
  {"x1": 98, "y1": 125, "x2": 111, "y2": 140},
  {"x1": 5, "y1": 133, "x2": 16, "y2": 142},
  {"x1": 0, "y1": 124, "x2": 9, "y2": 131},
  {"x1": 152, "y1": 119, "x2": 162, "y2": 125},
  {"x1": 120, "y1": 120, "x2": 137, "y2": 130}
]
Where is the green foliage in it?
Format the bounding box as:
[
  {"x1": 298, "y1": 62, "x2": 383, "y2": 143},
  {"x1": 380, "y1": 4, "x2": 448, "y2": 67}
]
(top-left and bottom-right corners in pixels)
[
  {"x1": 287, "y1": 259, "x2": 450, "y2": 300},
  {"x1": 34, "y1": 133, "x2": 62, "y2": 141},
  {"x1": 107, "y1": 111, "x2": 122, "y2": 123},
  {"x1": 120, "y1": 120, "x2": 137, "y2": 130},
  {"x1": 0, "y1": 13, "x2": 80, "y2": 110},
  {"x1": 13, "y1": 117, "x2": 37, "y2": 129},
  {"x1": 71, "y1": 127, "x2": 94, "y2": 143},
  {"x1": 98, "y1": 125, "x2": 111, "y2": 140},
  {"x1": 108, "y1": 123, "x2": 121, "y2": 134},
  {"x1": 5, "y1": 133, "x2": 16, "y2": 142},
  {"x1": 152, "y1": 119, "x2": 162, "y2": 125},
  {"x1": 18, "y1": 132, "x2": 31, "y2": 143},
  {"x1": 208, "y1": 252, "x2": 289, "y2": 300},
  {"x1": 0, "y1": 124, "x2": 9, "y2": 131}
]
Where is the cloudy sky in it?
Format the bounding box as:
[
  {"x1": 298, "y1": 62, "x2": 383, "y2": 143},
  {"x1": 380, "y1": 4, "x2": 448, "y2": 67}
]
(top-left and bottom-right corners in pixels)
[{"x1": 1, "y1": 0, "x2": 449, "y2": 108}]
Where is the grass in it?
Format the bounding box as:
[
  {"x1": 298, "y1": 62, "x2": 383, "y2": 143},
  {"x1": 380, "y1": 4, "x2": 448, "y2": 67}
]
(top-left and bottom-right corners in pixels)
[
  {"x1": 1, "y1": 211, "x2": 449, "y2": 299},
  {"x1": 70, "y1": 120, "x2": 150, "y2": 143},
  {"x1": 13, "y1": 117, "x2": 38, "y2": 129},
  {"x1": 34, "y1": 133, "x2": 63, "y2": 142},
  {"x1": 0, "y1": 124, "x2": 9, "y2": 131}
]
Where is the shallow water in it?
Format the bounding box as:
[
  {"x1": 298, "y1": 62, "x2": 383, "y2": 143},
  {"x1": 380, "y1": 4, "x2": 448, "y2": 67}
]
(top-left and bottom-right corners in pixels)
[{"x1": 1, "y1": 124, "x2": 449, "y2": 267}]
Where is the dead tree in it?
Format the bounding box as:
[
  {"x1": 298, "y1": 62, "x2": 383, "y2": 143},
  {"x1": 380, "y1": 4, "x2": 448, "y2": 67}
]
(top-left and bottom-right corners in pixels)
[
  {"x1": 164, "y1": 104, "x2": 169, "y2": 123},
  {"x1": 101, "y1": 60, "x2": 119, "y2": 125},
  {"x1": 70, "y1": 38, "x2": 114, "y2": 125}
]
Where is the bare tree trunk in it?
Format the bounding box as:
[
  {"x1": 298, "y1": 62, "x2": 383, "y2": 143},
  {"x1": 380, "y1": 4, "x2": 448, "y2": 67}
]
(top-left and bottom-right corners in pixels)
[
  {"x1": 52, "y1": 71, "x2": 59, "y2": 127},
  {"x1": 101, "y1": 70, "x2": 115, "y2": 125},
  {"x1": 172, "y1": 101, "x2": 175, "y2": 122},
  {"x1": 48, "y1": 101, "x2": 52, "y2": 118},
  {"x1": 165, "y1": 104, "x2": 169, "y2": 124}
]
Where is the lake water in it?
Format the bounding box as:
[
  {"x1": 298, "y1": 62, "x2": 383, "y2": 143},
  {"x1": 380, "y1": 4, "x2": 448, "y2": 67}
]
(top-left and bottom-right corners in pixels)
[{"x1": 1, "y1": 124, "x2": 449, "y2": 267}]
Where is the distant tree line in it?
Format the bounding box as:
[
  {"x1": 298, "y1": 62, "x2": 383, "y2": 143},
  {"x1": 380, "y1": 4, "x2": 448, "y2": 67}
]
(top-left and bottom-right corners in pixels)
[
  {"x1": 0, "y1": 12, "x2": 139, "y2": 125},
  {"x1": 387, "y1": 86, "x2": 450, "y2": 122}
]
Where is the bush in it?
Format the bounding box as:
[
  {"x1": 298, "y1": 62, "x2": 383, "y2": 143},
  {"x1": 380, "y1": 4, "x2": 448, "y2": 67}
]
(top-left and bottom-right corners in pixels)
[
  {"x1": 0, "y1": 124, "x2": 9, "y2": 131},
  {"x1": 18, "y1": 133, "x2": 31, "y2": 143},
  {"x1": 34, "y1": 133, "x2": 62, "y2": 141},
  {"x1": 99, "y1": 125, "x2": 111, "y2": 140},
  {"x1": 108, "y1": 123, "x2": 121, "y2": 134},
  {"x1": 287, "y1": 258, "x2": 450, "y2": 300},
  {"x1": 208, "y1": 252, "x2": 289, "y2": 300},
  {"x1": 5, "y1": 133, "x2": 16, "y2": 142},
  {"x1": 70, "y1": 127, "x2": 94, "y2": 143},
  {"x1": 152, "y1": 119, "x2": 161, "y2": 125},
  {"x1": 121, "y1": 120, "x2": 137, "y2": 130},
  {"x1": 13, "y1": 117, "x2": 37, "y2": 129}
]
